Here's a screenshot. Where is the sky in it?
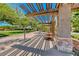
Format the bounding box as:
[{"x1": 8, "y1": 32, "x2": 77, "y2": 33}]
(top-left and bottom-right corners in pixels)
[{"x1": 0, "y1": 21, "x2": 11, "y2": 26}]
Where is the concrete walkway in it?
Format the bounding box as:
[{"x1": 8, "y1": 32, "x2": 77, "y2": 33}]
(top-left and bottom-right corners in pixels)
[
  {"x1": 0, "y1": 31, "x2": 38, "y2": 43},
  {"x1": 0, "y1": 31, "x2": 73, "y2": 56}
]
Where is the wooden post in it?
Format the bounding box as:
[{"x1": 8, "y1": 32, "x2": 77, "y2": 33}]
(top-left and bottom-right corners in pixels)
[
  {"x1": 51, "y1": 15, "x2": 55, "y2": 37},
  {"x1": 45, "y1": 15, "x2": 56, "y2": 41}
]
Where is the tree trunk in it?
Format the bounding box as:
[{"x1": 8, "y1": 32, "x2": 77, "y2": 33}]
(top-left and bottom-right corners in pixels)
[{"x1": 24, "y1": 27, "x2": 26, "y2": 40}]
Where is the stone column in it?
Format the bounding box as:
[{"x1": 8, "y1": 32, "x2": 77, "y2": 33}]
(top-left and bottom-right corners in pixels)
[
  {"x1": 56, "y1": 4, "x2": 73, "y2": 53},
  {"x1": 57, "y1": 4, "x2": 71, "y2": 38}
]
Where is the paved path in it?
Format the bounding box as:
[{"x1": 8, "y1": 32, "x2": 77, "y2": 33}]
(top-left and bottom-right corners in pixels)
[
  {"x1": 0, "y1": 31, "x2": 38, "y2": 43},
  {"x1": 0, "y1": 31, "x2": 73, "y2": 56}
]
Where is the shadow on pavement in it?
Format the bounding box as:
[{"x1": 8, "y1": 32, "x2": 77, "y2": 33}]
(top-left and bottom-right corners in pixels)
[{"x1": 11, "y1": 44, "x2": 73, "y2": 56}]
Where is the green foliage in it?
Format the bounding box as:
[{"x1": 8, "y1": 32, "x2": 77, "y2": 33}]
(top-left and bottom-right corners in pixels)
[
  {"x1": 0, "y1": 4, "x2": 19, "y2": 24},
  {"x1": 37, "y1": 24, "x2": 49, "y2": 32},
  {"x1": 30, "y1": 19, "x2": 40, "y2": 31},
  {"x1": 15, "y1": 18, "x2": 30, "y2": 28},
  {"x1": 71, "y1": 10, "x2": 79, "y2": 32},
  {"x1": 72, "y1": 34, "x2": 79, "y2": 39}
]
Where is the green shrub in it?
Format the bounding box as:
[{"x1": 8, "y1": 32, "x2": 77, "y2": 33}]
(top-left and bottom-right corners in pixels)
[{"x1": 72, "y1": 34, "x2": 79, "y2": 39}]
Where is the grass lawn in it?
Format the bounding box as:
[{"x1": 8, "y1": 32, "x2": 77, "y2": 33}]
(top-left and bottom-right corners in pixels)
[{"x1": 0, "y1": 30, "x2": 24, "y2": 37}]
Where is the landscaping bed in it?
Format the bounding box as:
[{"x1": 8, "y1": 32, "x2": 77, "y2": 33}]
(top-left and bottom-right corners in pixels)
[{"x1": 0, "y1": 30, "x2": 24, "y2": 37}]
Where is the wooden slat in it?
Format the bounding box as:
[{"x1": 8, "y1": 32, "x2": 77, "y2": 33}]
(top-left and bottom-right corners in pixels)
[
  {"x1": 33, "y1": 17, "x2": 40, "y2": 22},
  {"x1": 27, "y1": 3, "x2": 36, "y2": 12},
  {"x1": 20, "y1": 4, "x2": 30, "y2": 13},
  {"x1": 47, "y1": 3, "x2": 50, "y2": 10},
  {"x1": 36, "y1": 3, "x2": 42, "y2": 11},
  {"x1": 56, "y1": 3, "x2": 60, "y2": 9},
  {"x1": 26, "y1": 9, "x2": 58, "y2": 16},
  {"x1": 48, "y1": 15, "x2": 51, "y2": 24},
  {"x1": 39, "y1": 16, "x2": 44, "y2": 23}
]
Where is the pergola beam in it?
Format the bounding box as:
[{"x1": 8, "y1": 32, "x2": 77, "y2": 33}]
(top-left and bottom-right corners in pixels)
[
  {"x1": 25, "y1": 9, "x2": 58, "y2": 16},
  {"x1": 47, "y1": 3, "x2": 50, "y2": 10},
  {"x1": 21, "y1": 3, "x2": 79, "y2": 17},
  {"x1": 20, "y1": 4, "x2": 31, "y2": 13}
]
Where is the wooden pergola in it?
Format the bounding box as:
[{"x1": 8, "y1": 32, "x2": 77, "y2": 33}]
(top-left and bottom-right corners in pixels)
[
  {"x1": 20, "y1": 3, "x2": 79, "y2": 38},
  {"x1": 18, "y1": 3, "x2": 79, "y2": 52},
  {"x1": 19, "y1": 3, "x2": 79, "y2": 37}
]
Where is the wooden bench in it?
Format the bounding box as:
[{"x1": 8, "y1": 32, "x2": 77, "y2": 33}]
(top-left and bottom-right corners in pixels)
[{"x1": 45, "y1": 32, "x2": 54, "y2": 41}]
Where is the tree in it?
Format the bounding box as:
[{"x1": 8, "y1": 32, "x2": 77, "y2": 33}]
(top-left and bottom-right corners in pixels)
[
  {"x1": 31, "y1": 19, "x2": 39, "y2": 31},
  {"x1": 14, "y1": 17, "x2": 31, "y2": 40},
  {"x1": 0, "y1": 4, "x2": 19, "y2": 24}
]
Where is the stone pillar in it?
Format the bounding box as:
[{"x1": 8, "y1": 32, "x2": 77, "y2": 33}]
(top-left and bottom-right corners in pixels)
[
  {"x1": 57, "y1": 4, "x2": 71, "y2": 38},
  {"x1": 56, "y1": 4, "x2": 73, "y2": 53}
]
